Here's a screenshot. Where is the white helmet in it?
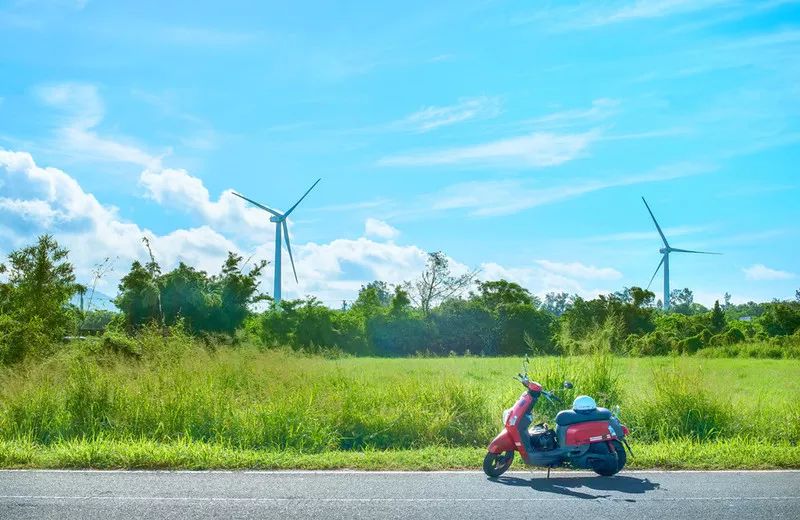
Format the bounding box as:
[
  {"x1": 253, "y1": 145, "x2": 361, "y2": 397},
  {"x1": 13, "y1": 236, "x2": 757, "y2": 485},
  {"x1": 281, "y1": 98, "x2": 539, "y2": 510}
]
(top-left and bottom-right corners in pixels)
[{"x1": 573, "y1": 395, "x2": 597, "y2": 412}]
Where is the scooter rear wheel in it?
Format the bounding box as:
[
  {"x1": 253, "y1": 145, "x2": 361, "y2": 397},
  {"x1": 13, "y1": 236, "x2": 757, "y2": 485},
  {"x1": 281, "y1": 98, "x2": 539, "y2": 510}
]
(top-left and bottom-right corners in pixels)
[
  {"x1": 483, "y1": 451, "x2": 514, "y2": 478},
  {"x1": 589, "y1": 442, "x2": 619, "y2": 477},
  {"x1": 612, "y1": 440, "x2": 627, "y2": 471}
]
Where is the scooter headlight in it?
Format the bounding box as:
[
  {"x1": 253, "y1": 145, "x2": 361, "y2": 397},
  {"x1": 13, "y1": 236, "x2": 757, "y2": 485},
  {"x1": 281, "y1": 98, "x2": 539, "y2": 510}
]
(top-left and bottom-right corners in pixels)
[{"x1": 502, "y1": 408, "x2": 512, "y2": 425}]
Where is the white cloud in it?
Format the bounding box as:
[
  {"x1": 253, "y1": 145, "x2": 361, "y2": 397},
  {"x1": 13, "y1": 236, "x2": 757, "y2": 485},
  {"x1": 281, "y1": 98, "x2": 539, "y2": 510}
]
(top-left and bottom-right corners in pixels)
[
  {"x1": 591, "y1": 0, "x2": 727, "y2": 26},
  {"x1": 398, "y1": 96, "x2": 502, "y2": 132},
  {"x1": 0, "y1": 150, "x2": 650, "y2": 307},
  {"x1": 535, "y1": 260, "x2": 622, "y2": 280},
  {"x1": 0, "y1": 198, "x2": 59, "y2": 226},
  {"x1": 0, "y1": 149, "x2": 236, "y2": 295},
  {"x1": 291, "y1": 238, "x2": 430, "y2": 303},
  {"x1": 743, "y1": 264, "x2": 796, "y2": 281},
  {"x1": 0, "y1": 149, "x2": 439, "y2": 305},
  {"x1": 428, "y1": 162, "x2": 714, "y2": 217},
  {"x1": 527, "y1": 98, "x2": 620, "y2": 129},
  {"x1": 138, "y1": 167, "x2": 272, "y2": 236},
  {"x1": 364, "y1": 218, "x2": 399, "y2": 240},
  {"x1": 479, "y1": 262, "x2": 613, "y2": 300},
  {"x1": 586, "y1": 225, "x2": 709, "y2": 242},
  {"x1": 532, "y1": 0, "x2": 728, "y2": 30},
  {"x1": 36, "y1": 83, "x2": 159, "y2": 167},
  {"x1": 378, "y1": 130, "x2": 597, "y2": 168}
]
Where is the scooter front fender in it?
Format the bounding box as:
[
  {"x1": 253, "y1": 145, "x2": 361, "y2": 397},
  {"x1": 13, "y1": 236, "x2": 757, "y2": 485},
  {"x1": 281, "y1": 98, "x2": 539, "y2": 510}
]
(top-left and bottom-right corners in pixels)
[{"x1": 487, "y1": 428, "x2": 515, "y2": 454}]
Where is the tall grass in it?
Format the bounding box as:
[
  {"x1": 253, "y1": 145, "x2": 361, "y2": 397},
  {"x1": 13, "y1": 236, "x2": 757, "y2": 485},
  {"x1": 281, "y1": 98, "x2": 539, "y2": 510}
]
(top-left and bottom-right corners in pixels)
[
  {"x1": 627, "y1": 366, "x2": 733, "y2": 441},
  {"x1": 0, "y1": 333, "x2": 798, "y2": 456}
]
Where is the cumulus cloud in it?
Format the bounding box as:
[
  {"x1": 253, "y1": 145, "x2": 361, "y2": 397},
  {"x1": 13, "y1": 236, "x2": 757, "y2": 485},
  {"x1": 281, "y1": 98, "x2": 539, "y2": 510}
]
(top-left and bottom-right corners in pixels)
[
  {"x1": 479, "y1": 262, "x2": 613, "y2": 300},
  {"x1": 535, "y1": 260, "x2": 623, "y2": 280},
  {"x1": 1, "y1": 149, "x2": 623, "y2": 306},
  {"x1": 139, "y1": 167, "x2": 272, "y2": 235},
  {"x1": 742, "y1": 263, "x2": 796, "y2": 281},
  {"x1": 0, "y1": 149, "x2": 437, "y2": 304},
  {"x1": 0, "y1": 150, "x2": 236, "y2": 294},
  {"x1": 364, "y1": 218, "x2": 399, "y2": 240}
]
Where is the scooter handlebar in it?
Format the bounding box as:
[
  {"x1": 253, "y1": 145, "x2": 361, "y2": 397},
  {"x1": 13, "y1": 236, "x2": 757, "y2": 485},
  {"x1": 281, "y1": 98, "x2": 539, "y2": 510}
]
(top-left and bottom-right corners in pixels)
[{"x1": 541, "y1": 390, "x2": 563, "y2": 403}]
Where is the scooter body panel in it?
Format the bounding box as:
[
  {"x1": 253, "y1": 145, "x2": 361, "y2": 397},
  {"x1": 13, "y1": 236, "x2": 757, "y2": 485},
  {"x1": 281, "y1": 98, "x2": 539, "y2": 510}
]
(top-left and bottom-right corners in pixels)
[
  {"x1": 503, "y1": 391, "x2": 539, "y2": 460},
  {"x1": 563, "y1": 420, "x2": 617, "y2": 446},
  {"x1": 487, "y1": 428, "x2": 514, "y2": 454}
]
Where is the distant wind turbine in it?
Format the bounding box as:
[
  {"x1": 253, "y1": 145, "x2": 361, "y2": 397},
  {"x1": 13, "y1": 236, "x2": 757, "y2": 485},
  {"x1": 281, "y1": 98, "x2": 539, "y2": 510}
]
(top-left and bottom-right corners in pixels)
[
  {"x1": 233, "y1": 179, "x2": 321, "y2": 306},
  {"x1": 641, "y1": 197, "x2": 720, "y2": 311}
]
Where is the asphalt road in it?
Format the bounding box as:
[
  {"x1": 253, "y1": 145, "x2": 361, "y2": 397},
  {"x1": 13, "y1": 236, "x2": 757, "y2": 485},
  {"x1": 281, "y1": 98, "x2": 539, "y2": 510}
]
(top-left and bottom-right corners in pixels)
[{"x1": 1, "y1": 469, "x2": 799, "y2": 520}]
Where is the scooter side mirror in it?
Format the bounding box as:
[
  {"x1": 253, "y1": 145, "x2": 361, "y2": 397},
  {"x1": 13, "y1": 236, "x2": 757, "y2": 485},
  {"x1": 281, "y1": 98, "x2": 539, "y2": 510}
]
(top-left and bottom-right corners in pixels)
[{"x1": 563, "y1": 381, "x2": 573, "y2": 389}]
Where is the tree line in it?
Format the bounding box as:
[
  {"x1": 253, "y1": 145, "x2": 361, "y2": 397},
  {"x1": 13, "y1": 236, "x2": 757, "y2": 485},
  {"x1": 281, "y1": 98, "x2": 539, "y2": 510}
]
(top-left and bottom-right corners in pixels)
[{"x1": 2, "y1": 235, "x2": 799, "y2": 364}]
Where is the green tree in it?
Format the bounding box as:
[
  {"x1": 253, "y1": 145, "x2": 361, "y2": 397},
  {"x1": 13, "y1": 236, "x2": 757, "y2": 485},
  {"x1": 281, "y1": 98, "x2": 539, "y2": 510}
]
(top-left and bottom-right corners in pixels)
[
  {"x1": 497, "y1": 304, "x2": 556, "y2": 355},
  {"x1": 407, "y1": 251, "x2": 476, "y2": 316},
  {"x1": 759, "y1": 302, "x2": 800, "y2": 337},
  {"x1": 5, "y1": 235, "x2": 77, "y2": 335},
  {"x1": 116, "y1": 248, "x2": 266, "y2": 334},
  {"x1": 542, "y1": 292, "x2": 572, "y2": 316},
  {"x1": 115, "y1": 260, "x2": 163, "y2": 330},
  {"x1": 473, "y1": 280, "x2": 539, "y2": 311},
  {"x1": 432, "y1": 299, "x2": 497, "y2": 355},
  {"x1": 711, "y1": 300, "x2": 726, "y2": 333},
  {"x1": 212, "y1": 252, "x2": 268, "y2": 334},
  {"x1": 160, "y1": 262, "x2": 210, "y2": 330},
  {"x1": 350, "y1": 281, "x2": 392, "y2": 318},
  {"x1": 0, "y1": 235, "x2": 78, "y2": 362},
  {"x1": 390, "y1": 285, "x2": 412, "y2": 314},
  {"x1": 670, "y1": 288, "x2": 695, "y2": 314}
]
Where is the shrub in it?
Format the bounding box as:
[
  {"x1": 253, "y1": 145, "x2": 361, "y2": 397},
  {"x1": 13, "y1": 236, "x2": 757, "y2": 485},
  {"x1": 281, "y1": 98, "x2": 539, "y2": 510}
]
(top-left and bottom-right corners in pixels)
[
  {"x1": 100, "y1": 331, "x2": 142, "y2": 358},
  {"x1": 629, "y1": 331, "x2": 676, "y2": 356},
  {"x1": 724, "y1": 328, "x2": 746, "y2": 345},
  {"x1": 678, "y1": 333, "x2": 704, "y2": 355},
  {"x1": 0, "y1": 314, "x2": 52, "y2": 364}
]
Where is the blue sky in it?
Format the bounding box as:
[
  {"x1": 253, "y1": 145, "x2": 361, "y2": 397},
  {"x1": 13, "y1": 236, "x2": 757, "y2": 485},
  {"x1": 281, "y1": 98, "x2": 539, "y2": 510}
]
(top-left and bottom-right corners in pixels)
[{"x1": 1, "y1": 0, "x2": 798, "y2": 306}]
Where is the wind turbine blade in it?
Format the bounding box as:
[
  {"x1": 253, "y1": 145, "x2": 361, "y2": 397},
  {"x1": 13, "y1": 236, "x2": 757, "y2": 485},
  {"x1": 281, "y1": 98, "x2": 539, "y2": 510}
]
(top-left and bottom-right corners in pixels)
[
  {"x1": 647, "y1": 255, "x2": 665, "y2": 291},
  {"x1": 641, "y1": 197, "x2": 670, "y2": 248},
  {"x1": 283, "y1": 178, "x2": 321, "y2": 217},
  {"x1": 670, "y1": 248, "x2": 722, "y2": 255},
  {"x1": 282, "y1": 221, "x2": 298, "y2": 283},
  {"x1": 232, "y1": 192, "x2": 282, "y2": 217}
]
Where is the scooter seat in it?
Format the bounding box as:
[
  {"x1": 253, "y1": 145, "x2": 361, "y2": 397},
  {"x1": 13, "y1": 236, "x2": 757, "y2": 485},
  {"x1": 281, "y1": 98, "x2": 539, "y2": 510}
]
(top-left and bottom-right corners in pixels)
[{"x1": 555, "y1": 407, "x2": 612, "y2": 426}]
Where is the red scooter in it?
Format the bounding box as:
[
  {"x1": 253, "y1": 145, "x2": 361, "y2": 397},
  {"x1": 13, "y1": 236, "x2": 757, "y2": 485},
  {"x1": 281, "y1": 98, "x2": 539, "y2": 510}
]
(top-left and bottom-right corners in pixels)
[{"x1": 483, "y1": 359, "x2": 632, "y2": 478}]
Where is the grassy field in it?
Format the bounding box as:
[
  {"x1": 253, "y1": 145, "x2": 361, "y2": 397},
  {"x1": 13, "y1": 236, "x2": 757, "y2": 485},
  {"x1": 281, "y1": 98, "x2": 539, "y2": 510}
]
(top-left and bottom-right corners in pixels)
[{"x1": 1, "y1": 342, "x2": 799, "y2": 469}]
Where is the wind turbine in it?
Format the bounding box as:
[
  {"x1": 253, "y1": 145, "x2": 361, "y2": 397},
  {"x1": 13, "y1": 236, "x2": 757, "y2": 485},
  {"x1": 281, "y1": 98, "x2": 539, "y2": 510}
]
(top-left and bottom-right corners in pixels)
[
  {"x1": 233, "y1": 179, "x2": 321, "y2": 306},
  {"x1": 641, "y1": 197, "x2": 720, "y2": 311}
]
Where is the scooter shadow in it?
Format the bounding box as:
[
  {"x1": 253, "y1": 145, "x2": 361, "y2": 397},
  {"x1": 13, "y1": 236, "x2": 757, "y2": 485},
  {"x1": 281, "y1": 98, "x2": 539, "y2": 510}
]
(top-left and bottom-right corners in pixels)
[{"x1": 490, "y1": 475, "x2": 660, "y2": 501}]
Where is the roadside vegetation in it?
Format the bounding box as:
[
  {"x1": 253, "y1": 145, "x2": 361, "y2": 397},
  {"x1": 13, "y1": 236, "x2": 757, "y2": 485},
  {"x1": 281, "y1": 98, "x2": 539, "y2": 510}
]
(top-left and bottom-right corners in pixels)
[
  {"x1": 1, "y1": 338, "x2": 799, "y2": 469},
  {"x1": 2, "y1": 235, "x2": 799, "y2": 365},
  {"x1": 1, "y1": 235, "x2": 799, "y2": 469}
]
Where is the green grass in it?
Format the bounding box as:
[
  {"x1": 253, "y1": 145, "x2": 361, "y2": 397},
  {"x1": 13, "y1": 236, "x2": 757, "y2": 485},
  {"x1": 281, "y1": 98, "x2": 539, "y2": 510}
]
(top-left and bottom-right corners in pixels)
[
  {"x1": 2, "y1": 439, "x2": 799, "y2": 470},
  {"x1": 1, "y1": 340, "x2": 799, "y2": 469}
]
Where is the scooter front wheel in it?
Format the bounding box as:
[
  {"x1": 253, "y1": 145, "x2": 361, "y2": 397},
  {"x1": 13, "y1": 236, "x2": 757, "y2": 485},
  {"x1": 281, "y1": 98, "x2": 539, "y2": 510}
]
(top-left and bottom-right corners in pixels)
[{"x1": 483, "y1": 451, "x2": 514, "y2": 478}]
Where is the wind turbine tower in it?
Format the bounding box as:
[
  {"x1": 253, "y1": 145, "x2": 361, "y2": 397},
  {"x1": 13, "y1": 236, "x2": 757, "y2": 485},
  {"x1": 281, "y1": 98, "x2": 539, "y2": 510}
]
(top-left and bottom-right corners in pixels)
[
  {"x1": 233, "y1": 179, "x2": 321, "y2": 306},
  {"x1": 641, "y1": 197, "x2": 720, "y2": 310}
]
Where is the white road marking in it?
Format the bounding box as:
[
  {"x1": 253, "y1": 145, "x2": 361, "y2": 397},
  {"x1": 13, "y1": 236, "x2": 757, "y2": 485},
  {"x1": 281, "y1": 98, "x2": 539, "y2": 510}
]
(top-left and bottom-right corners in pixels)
[
  {"x1": 2, "y1": 469, "x2": 799, "y2": 474},
  {"x1": 2, "y1": 495, "x2": 799, "y2": 503}
]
